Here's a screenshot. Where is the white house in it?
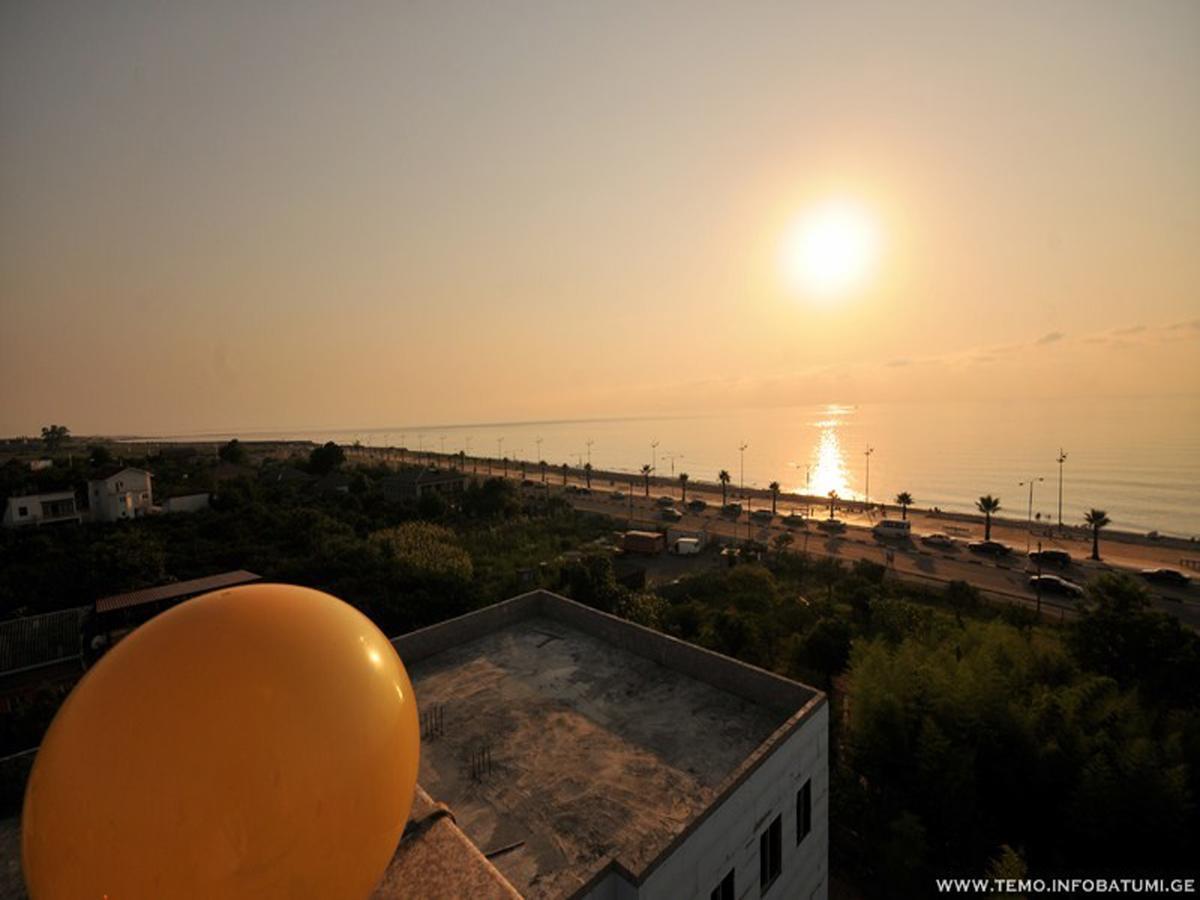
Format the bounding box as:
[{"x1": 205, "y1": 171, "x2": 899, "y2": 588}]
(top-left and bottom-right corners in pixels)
[
  {"x1": 1, "y1": 492, "x2": 82, "y2": 528},
  {"x1": 87, "y1": 467, "x2": 153, "y2": 522}
]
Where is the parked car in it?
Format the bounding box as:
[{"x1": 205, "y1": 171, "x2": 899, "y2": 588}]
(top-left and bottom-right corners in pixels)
[
  {"x1": 656, "y1": 496, "x2": 676, "y2": 507},
  {"x1": 1029, "y1": 574, "x2": 1085, "y2": 598},
  {"x1": 1140, "y1": 568, "x2": 1191, "y2": 587},
  {"x1": 817, "y1": 519, "x2": 846, "y2": 534},
  {"x1": 721, "y1": 503, "x2": 743, "y2": 518},
  {"x1": 565, "y1": 484, "x2": 580, "y2": 494},
  {"x1": 686, "y1": 499, "x2": 708, "y2": 513},
  {"x1": 750, "y1": 509, "x2": 774, "y2": 523},
  {"x1": 521, "y1": 479, "x2": 537, "y2": 487},
  {"x1": 920, "y1": 532, "x2": 955, "y2": 548},
  {"x1": 611, "y1": 491, "x2": 625, "y2": 502},
  {"x1": 783, "y1": 513, "x2": 808, "y2": 528},
  {"x1": 1028, "y1": 548, "x2": 1072, "y2": 567},
  {"x1": 872, "y1": 520, "x2": 912, "y2": 540},
  {"x1": 968, "y1": 540, "x2": 1012, "y2": 556},
  {"x1": 661, "y1": 507, "x2": 683, "y2": 522}
]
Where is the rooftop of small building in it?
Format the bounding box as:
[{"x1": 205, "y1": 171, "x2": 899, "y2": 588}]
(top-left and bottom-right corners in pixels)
[{"x1": 392, "y1": 590, "x2": 823, "y2": 899}]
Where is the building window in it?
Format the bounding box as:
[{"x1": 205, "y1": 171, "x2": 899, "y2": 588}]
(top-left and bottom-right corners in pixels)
[
  {"x1": 17, "y1": 506, "x2": 28, "y2": 517},
  {"x1": 797, "y1": 779, "x2": 812, "y2": 845},
  {"x1": 710, "y1": 868, "x2": 734, "y2": 900},
  {"x1": 759, "y1": 814, "x2": 782, "y2": 894}
]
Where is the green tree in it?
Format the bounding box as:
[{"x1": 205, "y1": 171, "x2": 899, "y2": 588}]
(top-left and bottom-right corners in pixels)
[
  {"x1": 976, "y1": 495, "x2": 1001, "y2": 540},
  {"x1": 679, "y1": 472, "x2": 689, "y2": 503},
  {"x1": 1083, "y1": 508, "x2": 1110, "y2": 561},
  {"x1": 88, "y1": 444, "x2": 113, "y2": 466},
  {"x1": 40, "y1": 425, "x2": 70, "y2": 451},
  {"x1": 894, "y1": 491, "x2": 913, "y2": 520},
  {"x1": 218, "y1": 438, "x2": 246, "y2": 464},
  {"x1": 308, "y1": 441, "x2": 345, "y2": 475},
  {"x1": 718, "y1": 470, "x2": 731, "y2": 505},
  {"x1": 769, "y1": 481, "x2": 781, "y2": 515}
]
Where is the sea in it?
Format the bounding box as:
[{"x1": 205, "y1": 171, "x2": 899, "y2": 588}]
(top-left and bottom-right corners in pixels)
[{"x1": 148, "y1": 396, "x2": 1200, "y2": 539}]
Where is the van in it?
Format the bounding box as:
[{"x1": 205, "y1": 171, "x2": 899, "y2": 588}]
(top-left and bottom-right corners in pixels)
[{"x1": 872, "y1": 519, "x2": 912, "y2": 539}]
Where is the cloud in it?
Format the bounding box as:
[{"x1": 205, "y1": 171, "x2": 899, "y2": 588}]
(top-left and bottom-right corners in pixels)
[
  {"x1": 1036, "y1": 331, "x2": 1065, "y2": 345},
  {"x1": 1113, "y1": 325, "x2": 1145, "y2": 336},
  {"x1": 886, "y1": 358, "x2": 911, "y2": 367}
]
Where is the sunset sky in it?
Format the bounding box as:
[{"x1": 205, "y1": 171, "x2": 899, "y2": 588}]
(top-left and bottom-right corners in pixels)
[{"x1": 3, "y1": 1, "x2": 1198, "y2": 436}]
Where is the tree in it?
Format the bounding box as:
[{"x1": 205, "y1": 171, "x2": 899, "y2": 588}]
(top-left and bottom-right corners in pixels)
[
  {"x1": 718, "y1": 470, "x2": 731, "y2": 505},
  {"x1": 772, "y1": 532, "x2": 794, "y2": 553},
  {"x1": 88, "y1": 444, "x2": 113, "y2": 467},
  {"x1": 895, "y1": 491, "x2": 913, "y2": 520},
  {"x1": 308, "y1": 441, "x2": 345, "y2": 475},
  {"x1": 828, "y1": 490, "x2": 838, "y2": 519},
  {"x1": 1084, "y1": 508, "x2": 1110, "y2": 561},
  {"x1": 976, "y1": 495, "x2": 1001, "y2": 540},
  {"x1": 40, "y1": 425, "x2": 70, "y2": 451},
  {"x1": 641, "y1": 464, "x2": 653, "y2": 498},
  {"x1": 539, "y1": 460, "x2": 547, "y2": 483},
  {"x1": 769, "y1": 481, "x2": 781, "y2": 515},
  {"x1": 218, "y1": 439, "x2": 246, "y2": 465},
  {"x1": 679, "y1": 472, "x2": 689, "y2": 503},
  {"x1": 583, "y1": 462, "x2": 593, "y2": 490}
]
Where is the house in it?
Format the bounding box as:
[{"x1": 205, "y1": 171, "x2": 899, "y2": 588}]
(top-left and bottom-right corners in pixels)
[
  {"x1": 2, "y1": 491, "x2": 83, "y2": 528},
  {"x1": 381, "y1": 467, "x2": 466, "y2": 502},
  {"x1": 162, "y1": 492, "x2": 211, "y2": 514},
  {"x1": 87, "y1": 467, "x2": 153, "y2": 522},
  {"x1": 385, "y1": 589, "x2": 829, "y2": 899}
]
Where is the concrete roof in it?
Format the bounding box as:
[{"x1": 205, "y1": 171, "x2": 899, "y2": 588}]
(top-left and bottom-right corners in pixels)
[{"x1": 392, "y1": 590, "x2": 822, "y2": 899}]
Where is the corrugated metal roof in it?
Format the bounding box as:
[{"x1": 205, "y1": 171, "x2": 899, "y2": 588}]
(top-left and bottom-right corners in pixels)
[
  {"x1": 95, "y1": 570, "x2": 261, "y2": 614},
  {"x1": 0, "y1": 607, "x2": 87, "y2": 673}
]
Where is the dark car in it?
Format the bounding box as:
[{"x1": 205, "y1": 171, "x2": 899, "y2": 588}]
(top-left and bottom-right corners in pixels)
[
  {"x1": 661, "y1": 507, "x2": 683, "y2": 522},
  {"x1": 1028, "y1": 549, "x2": 1072, "y2": 567},
  {"x1": 920, "y1": 532, "x2": 955, "y2": 548},
  {"x1": 686, "y1": 499, "x2": 708, "y2": 513},
  {"x1": 1141, "y1": 568, "x2": 1191, "y2": 587},
  {"x1": 656, "y1": 495, "x2": 676, "y2": 507},
  {"x1": 721, "y1": 503, "x2": 743, "y2": 518},
  {"x1": 1029, "y1": 574, "x2": 1085, "y2": 598},
  {"x1": 783, "y1": 513, "x2": 808, "y2": 528},
  {"x1": 816, "y1": 518, "x2": 846, "y2": 534},
  {"x1": 750, "y1": 509, "x2": 774, "y2": 523},
  {"x1": 968, "y1": 540, "x2": 1012, "y2": 556}
]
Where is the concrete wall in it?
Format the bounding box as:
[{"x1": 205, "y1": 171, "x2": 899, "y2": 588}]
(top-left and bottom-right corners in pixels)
[
  {"x1": 636, "y1": 700, "x2": 828, "y2": 900},
  {"x1": 163, "y1": 493, "x2": 210, "y2": 513}
]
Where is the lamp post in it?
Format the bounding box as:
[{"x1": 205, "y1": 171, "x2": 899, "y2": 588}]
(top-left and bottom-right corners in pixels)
[
  {"x1": 665, "y1": 452, "x2": 683, "y2": 477},
  {"x1": 1056, "y1": 449, "x2": 1068, "y2": 531},
  {"x1": 1018, "y1": 476, "x2": 1044, "y2": 552},
  {"x1": 650, "y1": 441, "x2": 659, "y2": 476},
  {"x1": 586, "y1": 439, "x2": 593, "y2": 466},
  {"x1": 864, "y1": 446, "x2": 874, "y2": 514}
]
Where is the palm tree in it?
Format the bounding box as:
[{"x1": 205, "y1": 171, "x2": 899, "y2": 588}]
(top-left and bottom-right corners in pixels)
[
  {"x1": 458, "y1": 450, "x2": 466, "y2": 472},
  {"x1": 641, "y1": 464, "x2": 653, "y2": 497},
  {"x1": 828, "y1": 490, "x2": 838, "y2": 519},
  {"x1": 679, "y1": 472, "x2": 689, "y2": 503},
  {"x1": 718, "y1": 470, "x2": 731, "y2": 505},
  {"x1": 503, "y1": 457, "x2": 509, "y2": 478},
  {"x1": 561, "y1": 463, "x2": 569, "y2": 485},
  {"x1": 539, "y1": 460, "x2": 547, "y2": 483},
  {"x1": 895, "y1": 492, "x2": 914, "y2": 520},
  {"x1": 583, "y1": 462, "x2": 593, "y2": 490},
  {"x1": 769, "y1": 481, "x2": 781, "y2": 515},
  {"x1": 976, "y1": 495, "x2": 1001, "y2": 540},
  {"x1": 1084, "y1": 508, "x2": 1111, "y2": 560}
]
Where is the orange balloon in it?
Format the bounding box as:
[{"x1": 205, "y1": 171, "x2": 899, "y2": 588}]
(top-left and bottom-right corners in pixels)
[{"x1": 22, "y1": 584, "x2": 419, "y2": 899}]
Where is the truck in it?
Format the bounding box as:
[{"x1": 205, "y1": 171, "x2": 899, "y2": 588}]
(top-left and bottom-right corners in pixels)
[{"x1": 622, "y1": 530, "x2": 666, "y2": 555}]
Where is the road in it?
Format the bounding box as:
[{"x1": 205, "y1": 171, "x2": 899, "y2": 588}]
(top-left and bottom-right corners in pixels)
[{"x1": 346, "y1": 448, "x2": 1200, "y2": 628}]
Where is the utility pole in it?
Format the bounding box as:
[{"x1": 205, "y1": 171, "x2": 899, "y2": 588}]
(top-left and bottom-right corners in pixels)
[
  {"x1": 535, "y1": 436, "x2": 543, "y2": 463},
  {"x1": 1056, "y1": 449, "x2": 1068, "y2": 531},
  {"x1": 665, "y1": 452, "x2": 683, "y2": 476},
  {"x1": 650, "y1": 440, "x2": 659, "y2": 477},
  {"x1": 1018, "y1": 476, "x2": 1044, "y2": 552}
]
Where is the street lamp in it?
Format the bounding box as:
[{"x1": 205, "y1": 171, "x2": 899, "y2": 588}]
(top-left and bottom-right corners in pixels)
[
  {"x1": 738, "y1": 443, "x2": 749, "y2": 495},
  {"x1": 1018, "y1": 476, "x2": 1044, "y2": 551},
  {"x1": 1056, "y1": 449, "x2": 1068, "y2": 531},
  {"x1": 864, "y1": 446, "x2": 874, "y2": 513},
  {"x1": 650, "y1": 440, "x2": 659, "y2": 475},
  {"x1": 665, "y1": 452, "x2": 683, "y2": 476}
]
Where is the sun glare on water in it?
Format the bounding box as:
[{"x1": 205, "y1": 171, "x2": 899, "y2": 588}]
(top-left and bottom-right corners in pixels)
[{"x1": 781, "y1": 200, "x2": 880, "y2": 299}]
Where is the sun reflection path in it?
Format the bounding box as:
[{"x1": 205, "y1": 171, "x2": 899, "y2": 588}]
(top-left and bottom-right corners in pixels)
[{"x1": 809, "y1": 426, "x2": 852, "y2": 499}]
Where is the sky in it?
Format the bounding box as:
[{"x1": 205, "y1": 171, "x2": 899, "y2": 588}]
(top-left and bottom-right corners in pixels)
[{"x1": 2, "y1": 0, "x2": 1198, "y2": 436}]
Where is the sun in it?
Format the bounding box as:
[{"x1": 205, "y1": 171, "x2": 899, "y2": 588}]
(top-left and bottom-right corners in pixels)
[{"x1": 781, "y1": 200, "x2": 880, "y2": 299}]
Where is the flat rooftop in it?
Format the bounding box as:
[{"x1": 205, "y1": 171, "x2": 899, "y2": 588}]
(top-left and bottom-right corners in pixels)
[{"x1": 393, "y1": 590, "x2": 821, "y2": 899}]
